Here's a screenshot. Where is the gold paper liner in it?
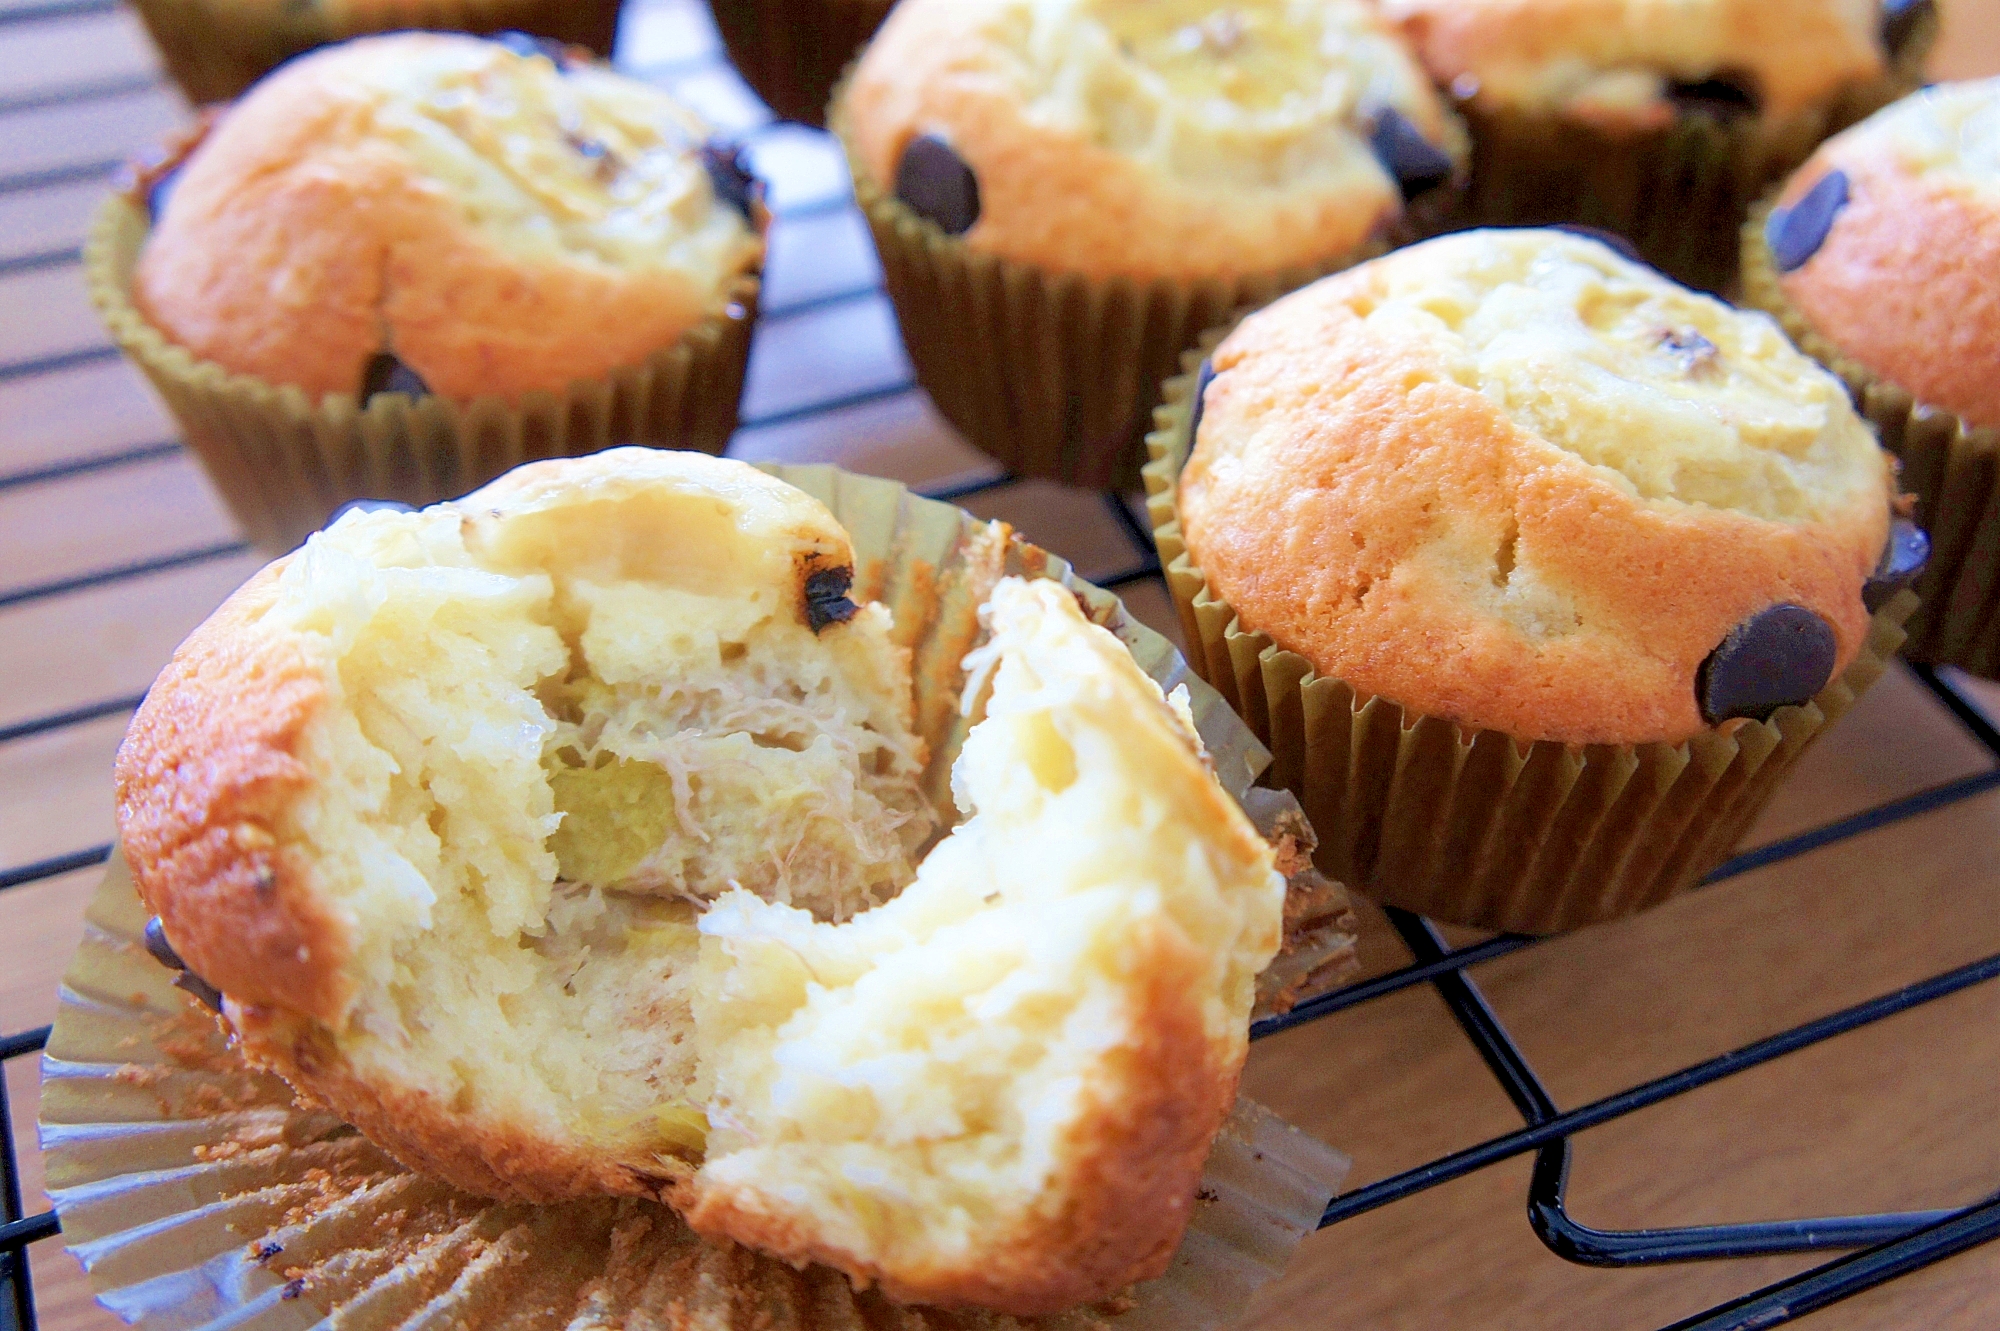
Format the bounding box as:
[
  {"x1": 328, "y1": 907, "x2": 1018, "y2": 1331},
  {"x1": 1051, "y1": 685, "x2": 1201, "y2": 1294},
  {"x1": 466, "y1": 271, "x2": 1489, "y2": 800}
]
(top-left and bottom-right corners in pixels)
[
  {"x1": 85, "y1": 193, "x2": 759, "y2": 554},
  {"x1": 40, "y1": 465, "x2": 1360, "y2": 1331},
  {"x1": 1143, "y1": 357, "x2": 1914, "y2": 935},
  {"x1": 1743, "y1": 200, "x2": 2000, "y2": 678},
  {"x1": 1450, "y1": 10, "x2": 1934, "y2": 295},
  {"x1": 710, "y1": 0, "x2": 894, "y2": 128},
  {"x1": 831, "y1": 94, "x2": 1454, "y2": 490},
  {"x1": 128, "y1": 0, "x2": 624, "y2": 106}
]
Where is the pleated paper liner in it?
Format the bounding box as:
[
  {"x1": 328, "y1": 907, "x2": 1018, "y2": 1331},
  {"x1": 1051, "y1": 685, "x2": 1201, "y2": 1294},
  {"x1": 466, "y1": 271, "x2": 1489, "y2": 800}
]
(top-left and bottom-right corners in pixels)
[
  {"x1": 710, "y1": 0, "x2": 894, "y2": 128},
  {"x1": 85, "y1": 193, "x2": 759, "y2": 555},
  {"x1": 127, "y1": 0, "x2": 624, "y2": 106},
  {"x1": 1449, "y1": 6, "x2": 1934, "y2": 296},
  {"x1": 1143, "y1": 359, "x2": 1915, "y2": 936},
  {"x1": 830, "y1": 93, "x2": 1476, "y2": 491},
  {"x1": 1742, "y1": 201, "x2": 2000, "y2": 678},
  {"x1": 40, "y1": 462, "x2": 1364, "y2": 1331}
]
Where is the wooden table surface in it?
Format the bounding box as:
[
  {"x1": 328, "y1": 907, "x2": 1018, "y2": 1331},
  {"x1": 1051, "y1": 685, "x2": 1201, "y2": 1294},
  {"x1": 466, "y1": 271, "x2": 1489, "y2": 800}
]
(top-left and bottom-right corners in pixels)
[{"x1": 2, "y1": 4, "x2": 1997, "y2": 1329}]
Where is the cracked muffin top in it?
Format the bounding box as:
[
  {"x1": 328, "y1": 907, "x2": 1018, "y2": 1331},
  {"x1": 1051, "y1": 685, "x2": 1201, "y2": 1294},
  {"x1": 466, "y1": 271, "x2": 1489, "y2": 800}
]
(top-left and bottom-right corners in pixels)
[
  {"x1": 1176, "y1": 228, "x2": 1895, "y2": 745},
  {"x1": 837, "y1": 0, "x2": 1464, "y2": 282},
  {"x1": 130, "y1": 32, "x2": 763, "y2": 402},
  {"x1": 1764, "y1": 78, "x2": 2000, "y2": 428}
]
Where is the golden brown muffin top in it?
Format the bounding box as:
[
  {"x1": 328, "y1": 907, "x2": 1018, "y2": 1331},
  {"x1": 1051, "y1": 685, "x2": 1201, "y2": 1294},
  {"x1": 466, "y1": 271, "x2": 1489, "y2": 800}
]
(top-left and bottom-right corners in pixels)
[
  {"x1": 1771, "y1": 78, "x2": 2000, "y2": 428},
  {"x1": 840, "y1": 0, "x2": 1463, "y2": 282},
  {"x1": 132, "y1": 32, "x2": 762, "y2": 402},
  {"x1": 1178, "y1": 229, "x2": 1894, "y2": 745},
  {"x1": 1380, "y1": 0, "x2": 1889, "y2": 128}
]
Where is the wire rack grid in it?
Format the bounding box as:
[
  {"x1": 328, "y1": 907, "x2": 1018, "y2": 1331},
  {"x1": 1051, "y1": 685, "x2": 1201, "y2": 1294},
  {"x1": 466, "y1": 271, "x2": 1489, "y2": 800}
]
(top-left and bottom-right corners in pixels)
[{"x1": 3, "y1": 1, "x2": 2000, "y2": 1329}]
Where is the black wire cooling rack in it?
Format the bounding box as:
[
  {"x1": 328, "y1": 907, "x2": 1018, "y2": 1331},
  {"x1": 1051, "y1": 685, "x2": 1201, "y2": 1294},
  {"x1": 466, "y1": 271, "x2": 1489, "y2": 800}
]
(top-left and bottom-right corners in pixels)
[{"x1": 4, "y1": 1, "x2": 2000, "y2": 1326}]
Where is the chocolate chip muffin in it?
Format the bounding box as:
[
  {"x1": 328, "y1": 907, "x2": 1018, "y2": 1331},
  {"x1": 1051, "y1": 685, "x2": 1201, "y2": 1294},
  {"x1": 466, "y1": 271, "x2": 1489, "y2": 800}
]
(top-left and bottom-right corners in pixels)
[
  {"x1": 1744, "y1": 80, "x2": 2000, "y2": 676},
  {"x1": 1380, "y1": 0, "x2": 1936, "y2": 291},
  {"x1": 130, "y1": 0, "x2": 624, "y2": 105},
  {"x1": 87, "y1": 32, "x2": 764, "y2": 551},
  {"x1": 1146, "y1": 227, "x2": 1917, "y2": 933},
  {"x1": 707, "y1": 0, "x2": 895, "y2": 127},
  {"x1": 834, "y1": 0, "x2": 1466, "y2": 487}
]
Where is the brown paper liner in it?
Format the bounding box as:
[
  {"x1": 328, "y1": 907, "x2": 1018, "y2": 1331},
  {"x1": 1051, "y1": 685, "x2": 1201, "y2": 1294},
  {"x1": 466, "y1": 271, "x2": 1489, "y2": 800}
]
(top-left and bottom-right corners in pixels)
[
  {"x1": 830, "y1": 92, "x2": 1466, "y2": 491},
  {"x1": 40, "y1": 465, "x2": 1360, "y2": 1331},
  {"x1": 128, "y1": 0, "x2": 624, "y2": 106},
  {"x1": 86, "y1": 193, "x2": 759, "y2": 554},
  {"x1": 1742, "y1": 201, "x2": 2000, "y2": 678},
  {"x1": 710, "y1": 0, "x2": 894, "y2": 128},
  {"x1": 1450, "y1": 9, "x2": 1934, "y2": 295},
  {"x1": 1144, "y1": 356, "x2": 1914, "y2": 935}
]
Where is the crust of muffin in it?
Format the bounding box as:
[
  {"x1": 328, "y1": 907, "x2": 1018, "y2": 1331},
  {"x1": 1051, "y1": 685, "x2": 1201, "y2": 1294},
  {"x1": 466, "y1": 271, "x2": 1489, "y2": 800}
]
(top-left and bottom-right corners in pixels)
[
  {"x1": 1383, "y1": 0, "x2": 1884, "y2": 122},
  {"x1": 132, "y1": 34, "x2": 758, "y2": 403},
  {"x1": 1177, "y1": 244, "x2": 1890, "y2": 746},
  {"x1": 1776, "y1": 143, "x2": 2000, "y2": 430},
  {"x1": 841, "y1": 0, "x2": 1459, "y2": 283},
  {"x1": 681, "y1": 918, "x2": 1230, "y2": 1312},
  {"x1": 113, "y1": 560, "x2": 354, "y2": 1027}
]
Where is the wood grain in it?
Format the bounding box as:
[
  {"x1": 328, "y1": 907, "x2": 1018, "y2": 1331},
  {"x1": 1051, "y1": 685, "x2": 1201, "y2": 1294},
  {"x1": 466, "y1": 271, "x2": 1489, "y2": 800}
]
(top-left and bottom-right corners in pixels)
[{"x1": 1, "y1": 3, "x2": 1996, "y2": 1330}]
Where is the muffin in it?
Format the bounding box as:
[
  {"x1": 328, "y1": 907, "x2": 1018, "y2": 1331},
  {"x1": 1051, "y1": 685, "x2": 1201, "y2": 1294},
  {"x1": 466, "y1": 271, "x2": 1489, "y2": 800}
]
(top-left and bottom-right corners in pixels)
[
  {"x1": 835, "y1": 0, "x2": 1467, "y2": 488},
  {"x1": 130, "y1": 0, "x2": 625, "y2": 105},
  {"x1": 87, "y1": 32, "x2": 764, "y2": 553},
  {"x1": 708, "y1": 0, "x2": 896, "y2": 127},
  {"x1": 1743, "y1": 79, "x2": 2000, "y2": 676},
  {"x1": 1145, "y1": 228, "x2": 1917, "y2": 933},
  {"x1": 1379, "y1": 0, "x2": 1936, "y2": 292},
  {"x1": 114, "y1": 449, "x2": 1301, "y2": 1314}
]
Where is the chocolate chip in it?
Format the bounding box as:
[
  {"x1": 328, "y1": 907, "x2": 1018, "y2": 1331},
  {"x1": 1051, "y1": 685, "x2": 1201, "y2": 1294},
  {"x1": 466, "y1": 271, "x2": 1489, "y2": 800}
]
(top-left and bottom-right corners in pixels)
[
  {"x1": 1368, "y1": 107, "x2": 1455, "y2": 201},
  {"x1": 1766, "y1": 169, "x2": 1849, "y2": 273},
  {"x1": 493, "y1": 31, "x2": 573, "y2": 67},
  {"x1": 1666, "y1": 72, "x2": 1761, "y2": 120},
  {"x1": 331, "y1": 499, "x2": 415, "y2": 523},
  {"x1": 143, "y1": 916, "x2": 185, "y2": 971},
  {"x1": 1697, "y1": 604, "x2": 1839, "y2": 725},
  {"x1": 1659, "y1": 326, "x2": 1719, "y2": 373},
  {"x1": 1186, "y1": 358, "x2": 1216, "y2": 451},
  {"x1": 895, "y1": 135, "x2": 980, "y2": 236},
  {"x1": 360, "y1": 353, "x2": 429, "y2": 403},
  {"x1": 174, "y1": 971, "x2": 225, "y2": 1013},
  {"x1": 147, "y1": 164, "x2": 181, "y2": 222},
  {"x1": 1882, "y1": 0, "x2": 1935, "y2": 58},
  {"x1": 1550, "y1": 224, "x2": 1643, "y2": 264},
  {"x1": 803, "y1": 565, "x2": 860, "y2": 633},
  {"x1": 1864, "y1": 517, "x2": 1930, "y2": 612},
  {"x1": 700, "y1": 140, "x2": 763, "y2": 223}
]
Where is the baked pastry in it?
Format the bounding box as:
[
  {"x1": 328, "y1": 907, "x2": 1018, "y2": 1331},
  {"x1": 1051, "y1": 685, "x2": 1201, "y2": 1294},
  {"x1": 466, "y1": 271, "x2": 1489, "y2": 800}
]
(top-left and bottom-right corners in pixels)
[
  {"x1": 129, "y1": 0, "x2": 623, "y2": 105},
  {"x1": 88, "y1": 33, "x2": 763, "y2": 551},
  {"x1": 114, "y1": 450, "x2": 1287, "y2": 1313},
  {"x1": 1380, "y1": 0, "x2": 1937, "y2": 291},
  {"x1": 834, "y1": 0, "x2": 1466, "y2": 486},
  {"x1": 708, "y1": 0, "x2": 896, "y2": 127},
  {"x1": 1146, "y1": 228, "x2": 1915, "y2": 932},
  {"x1": 1742, "y1": 79, "x2": 2000, "y2": 675}
]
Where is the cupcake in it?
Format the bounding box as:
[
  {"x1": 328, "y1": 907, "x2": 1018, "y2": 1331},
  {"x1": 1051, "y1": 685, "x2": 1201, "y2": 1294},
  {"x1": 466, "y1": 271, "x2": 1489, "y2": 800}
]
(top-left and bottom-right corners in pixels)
[
  {"x1": 130, "y1": 0, "x2": 624, "y2": 105},
  {"x1": 834, "y1": 0, "x2": 1467, "y2": 489},
  {"x1": 1379, "y1": 0, "x2": 1937, "y2": 292},
  {"x1": 110, "y1": 449, "x2": 1343, "y2": 1314},
  {"x1": 1743, "y1": 80, "x2": 2000, "y2": 676},
  {"x1": 707, "y1": 0, "x2": 895, "y2": 127},
  {"x1": 1145, "y1": 228, "x2": 1918, "y2": 934},
  {"x1": 87, "y1": 32, "x2": 764, "y2": 553}
]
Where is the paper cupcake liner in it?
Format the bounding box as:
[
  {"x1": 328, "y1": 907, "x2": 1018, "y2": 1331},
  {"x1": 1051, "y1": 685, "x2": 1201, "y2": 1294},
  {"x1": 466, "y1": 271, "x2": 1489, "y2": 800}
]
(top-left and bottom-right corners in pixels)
[
  {"x1": 1451, "y1": 13, "x2": 1932, "y2": 296},
  {"x1": 709, "y1": 0, "x2": 894, "y2": 128},
  {"x1": 1144, "y1": 357, "x2": 1914, "y2": 935},
  {"x1": 128, "y1": 0, "x2": 624, "y2": 105},
  {"x1": 831, "y1": 96, "x2": 1464, "y2": 490},
  {"x1": 41, "y1": 464, "x2": 1360, "y2": 1331},
  {"x1": 1743, "y1": 201, "x2": 2000, "y2": 678},
  {"x1": 86, "y1": 193, "x2": 759, "y2": 555}
]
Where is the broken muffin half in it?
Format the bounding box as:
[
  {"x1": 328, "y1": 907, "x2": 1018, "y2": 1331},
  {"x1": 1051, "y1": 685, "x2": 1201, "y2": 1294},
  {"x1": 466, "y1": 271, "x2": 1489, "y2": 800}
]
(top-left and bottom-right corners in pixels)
[{"x1": 113, "y1": 449, "x2": 1285, "y2": 1313}]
